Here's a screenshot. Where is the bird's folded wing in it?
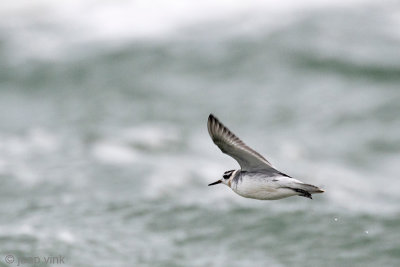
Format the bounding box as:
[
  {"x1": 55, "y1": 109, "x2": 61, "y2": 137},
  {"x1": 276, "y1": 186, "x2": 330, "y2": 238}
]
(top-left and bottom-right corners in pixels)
[{"x1": 207, "y1": 114, "x2": 278, "y2": 172}]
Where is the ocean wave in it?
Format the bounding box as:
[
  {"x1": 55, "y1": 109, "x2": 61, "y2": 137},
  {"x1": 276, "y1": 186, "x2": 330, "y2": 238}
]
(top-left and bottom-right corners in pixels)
[{"x1": 0, "y1": 0, "x2": 379, "y2": 62}]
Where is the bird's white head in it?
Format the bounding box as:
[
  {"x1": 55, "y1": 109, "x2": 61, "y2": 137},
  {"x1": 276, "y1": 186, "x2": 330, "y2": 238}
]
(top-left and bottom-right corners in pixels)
[{"x1": 208, "y1": 169, "x2": 236, "y2": 187}]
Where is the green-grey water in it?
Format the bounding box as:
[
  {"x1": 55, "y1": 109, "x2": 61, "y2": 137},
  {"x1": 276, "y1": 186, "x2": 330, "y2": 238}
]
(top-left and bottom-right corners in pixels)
[{"x1": 0, "y1": 1, "x2": 399, "y2": 266}]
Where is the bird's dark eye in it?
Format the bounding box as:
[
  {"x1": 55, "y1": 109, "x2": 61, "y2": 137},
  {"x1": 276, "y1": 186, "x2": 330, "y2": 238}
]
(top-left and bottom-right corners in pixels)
[
  {"x1": 223, "y1": 173, "x2": 233, "y2": 179},
  {"x1": 223, "y1": 170, "x2": 234, "y2": 179}
]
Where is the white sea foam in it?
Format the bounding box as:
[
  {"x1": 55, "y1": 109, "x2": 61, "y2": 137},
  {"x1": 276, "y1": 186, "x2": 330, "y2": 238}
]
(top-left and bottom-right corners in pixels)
[
  {"x1": 0, "y1": 224, "x2": 34, "y2": 237},
  {"x1": 0, "y1": 224, "x2": 77, "y2": 245},
  {"x1": 0, "y1": 0, "x2": 375, "y2": 62},
  {"x1": 0, "y1": 128, "x2": 61, "y2": 185},
  {"x1": 27, "y1": 128, "x2": 59, "y2": 152},
  {"x1": 57, "y1": 229, "x2": 76, "y2": 244},
  {"x1": 120, "y1": 124, "x2": 180, "y2": 150},
  {"x1": 91, "y1": 141, "x2": 137, "y2": 165},
  {"x1": 0, "y1": 128, "x2": 59, "y2": 156}
]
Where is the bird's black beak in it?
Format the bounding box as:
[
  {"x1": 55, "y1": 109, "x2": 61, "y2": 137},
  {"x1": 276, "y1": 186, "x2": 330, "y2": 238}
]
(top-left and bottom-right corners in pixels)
[{"x1": 208, "y1": 180, "x2": 222, "y2": 186}]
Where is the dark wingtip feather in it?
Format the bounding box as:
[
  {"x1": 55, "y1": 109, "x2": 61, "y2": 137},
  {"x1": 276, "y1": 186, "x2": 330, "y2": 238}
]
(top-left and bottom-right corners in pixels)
[
  {"x1": 207, "y1": 114, "x2": 217, "y2": 139},
  {"x1": 208, "y1": 114, "x2": 222, "y2": 136},
  {"x1": 208, "y1": 114, "x2": 219, "y2": 127}
]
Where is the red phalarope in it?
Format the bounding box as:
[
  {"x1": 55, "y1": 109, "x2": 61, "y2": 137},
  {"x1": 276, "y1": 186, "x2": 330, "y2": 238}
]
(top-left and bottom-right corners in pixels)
[{"x1": 207, "y1": 114, "x2": 324, "y2": 200}]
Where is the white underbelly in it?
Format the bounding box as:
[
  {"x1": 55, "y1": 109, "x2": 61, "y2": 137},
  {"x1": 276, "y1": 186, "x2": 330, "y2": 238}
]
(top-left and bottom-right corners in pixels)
[{"x1": 231, "y1": 178, "x2": 297, "y2": 200}]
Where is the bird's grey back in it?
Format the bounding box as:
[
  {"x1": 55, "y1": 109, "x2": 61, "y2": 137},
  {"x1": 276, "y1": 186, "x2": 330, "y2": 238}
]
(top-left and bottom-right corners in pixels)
[{"x1": 232, "y1": 169, "x2": 290, "y2": 185}]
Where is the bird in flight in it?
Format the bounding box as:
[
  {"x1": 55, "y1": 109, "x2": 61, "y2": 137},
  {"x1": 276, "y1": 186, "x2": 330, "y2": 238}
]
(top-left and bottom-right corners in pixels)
[{"x1": 207, "y1": 114, "x2": 324, "y2": 200}]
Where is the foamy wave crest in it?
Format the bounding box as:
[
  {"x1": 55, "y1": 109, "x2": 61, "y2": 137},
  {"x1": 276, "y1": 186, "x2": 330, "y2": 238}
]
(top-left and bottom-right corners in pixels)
[
  {"x1": 0, "y1": 128, "x2": 60, "y2": 185},
  {"x1": 0, "y1": 0, "x2": 373, "y2": 62},
  {"x1": 91, "y1": 141, "x2": 137, "y2": 165}
]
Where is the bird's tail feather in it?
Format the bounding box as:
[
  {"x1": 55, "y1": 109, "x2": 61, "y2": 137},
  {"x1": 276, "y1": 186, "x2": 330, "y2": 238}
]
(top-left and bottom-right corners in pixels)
[{"x1": 295, "y1": 183, "x2": 325, "y2": 194}]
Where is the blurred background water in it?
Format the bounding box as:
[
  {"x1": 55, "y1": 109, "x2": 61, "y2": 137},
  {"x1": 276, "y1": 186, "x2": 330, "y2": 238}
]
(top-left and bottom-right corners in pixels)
[{"x1": 0, "y1": 0, "x2": 400, "y2": 266}]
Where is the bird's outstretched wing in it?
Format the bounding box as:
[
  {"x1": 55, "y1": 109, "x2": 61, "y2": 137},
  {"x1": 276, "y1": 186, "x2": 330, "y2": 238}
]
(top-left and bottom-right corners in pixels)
[{"x1": 207, "y1": 114, "x2": 280, "y2": 173}]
